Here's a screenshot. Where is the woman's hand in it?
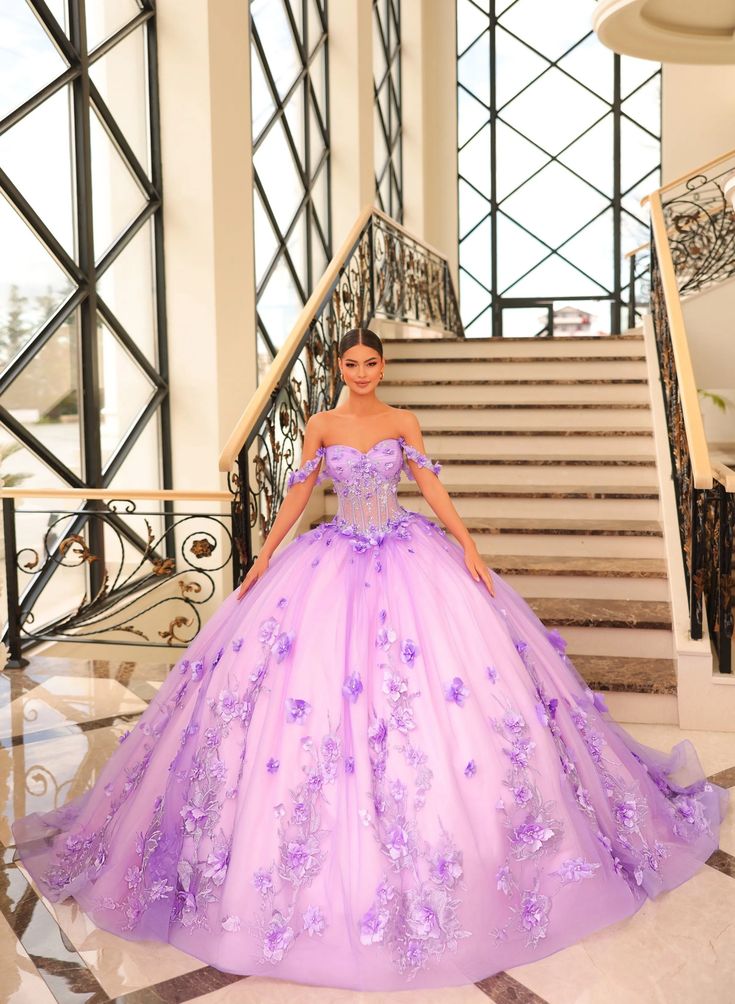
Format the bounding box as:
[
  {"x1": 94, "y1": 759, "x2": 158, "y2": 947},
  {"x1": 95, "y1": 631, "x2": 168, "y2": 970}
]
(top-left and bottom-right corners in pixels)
[
  {"x1": 463, "y1": 541, "x2": 495, "y2": 596},
  {"x1": 237, "y1": 554, "x2": 270, "y2": 600}
]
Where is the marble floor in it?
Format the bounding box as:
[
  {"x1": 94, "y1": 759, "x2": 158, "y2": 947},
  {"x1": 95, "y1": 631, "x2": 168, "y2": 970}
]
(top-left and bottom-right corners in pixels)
[{"x1": 1, "y1": 655, "x2": 734, "y2": 1004}]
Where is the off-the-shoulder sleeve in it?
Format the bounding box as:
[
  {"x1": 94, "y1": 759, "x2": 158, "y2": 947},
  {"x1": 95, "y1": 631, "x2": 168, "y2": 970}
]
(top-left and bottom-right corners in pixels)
[
  {"x1": 398, "y1": 436, "x2": 441, "y2": 481},
  {"x1": 286, "y1": 446, "x2": 327, "y2": 489}
]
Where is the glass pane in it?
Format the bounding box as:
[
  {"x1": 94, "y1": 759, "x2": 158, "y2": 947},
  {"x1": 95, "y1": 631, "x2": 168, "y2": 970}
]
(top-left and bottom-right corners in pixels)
[
  {"x1": 458, "y1": 269, "x2": 491, "y2": 327},
  {"x1": 505, "y1": 255, "x2": 607, "y2": 298},
  {"x1": 495, "y1": 121, "x2": 549, "y2": 201},
  {"x1": 620, "y1": 117, "x2": 659, "y2": 192},
  {"x1": 96, "y1": 217, "x2": 157, "y2": 361},
  {"x1": 307, "y1": 0, "x2": 323, "y2": 56},
  {"x1": 459, "y1": 178, "x2": 490, "y2": 240},
  {"x1": 502, "y1": 306, "x2": 552, "y2": 338},
  {"x1": 253, "y1": 118, "x2": 304, "y2": 236},
  {"x1": 287, "y1": 211, "x2": 307, "y2": 289},
  {"x1": 253, "y1": 189, "x2": 279, "y2": 287},
  {"x1": 0, "y1": 194, "x2": 75, "y2": 370},
  {"x1": 460, "y1": 216, "x2": 492, "y2": 288},
  {"x1": 89, "y1": 107, "x2": 148, "y2": 261},
  {"x1": 311, "y1": 41, "x2": 327, "y2": 123},
  {"x1": 257, "y1": 256, "x2": 304, "y2": 352},
  {"x1": 373, "y1": 2, "x2": 388, "y2": 79},
  {"x1": 374, "y1": 103, "x2": 388, "y2": 176},
  {"x1": 457, "y1": 31, "x2": 489, "y2": 106},
  {"x1": 457, "y1": 87, "x2": 489, "y2": 149},
  {"x1": 85, "y1": 0, "x2": 141, "y2": 53},
  {"x1": 558, "y1": 116, "x2": 614, "y2": 197},
  {"x1": 0, "y1": 1, "x2": 68, "y2": 122},
  {"x1": 557, "y1": 32, "x2": 614, "y2": 102},
  {"x1": 622, "y1": 74, "x2": 661, "y2": 138},
  {"x1": 457, "y1": 0, "x2": 489, "y2": 55},
  {"x1": 45, "y1": 0, "x2": 68, "y2": 36},
  {"x1": 502, "y1": 67, "x2": 608, "y2": 155},
  {"x1": 0, "y1": 309, "x2": 81, "y2": 476},
  {"x1": 251, "y1": 0, "x2": 302, "y2": 101},
  {"x1": 458, "y1": 122, "x2": 492, "y2": 199},
  {"x1": 0, "y1": 84, "x2": 76, "y2": 257},
  {"x1": 105, "y1": 406, "x2": 163, "y2": 554},
  {"x1": 558, "y1": 209, "x2": 614, "y2": 290},
  {"x1": 250, "y1": 42, "x2": 276, "y2": 141},
  {"x1": 312, "y1": 162, "x2": 328, "y2": 229},
  {"x1": 311, "y1": 219, "x2": 327, "y2": 279},
  {"x1": 496, "y1": 213, "x2": 547, "y2": 292},
  {"x1": 97, "y1": 318, "x2": 156, "y2": 466},
  {"x1": 499, "y1": 0, "x2": 593, "y2": 62},
  {"x1": 495, "y1": 27, "x2": 548, "y2": 109},
  {"x1": 89, "y1": 24, "x2": 150, "y2": 175},
  {"x1": 283, "y1": 84, "x2": 305, "y2": 173},
  {"x1": 502, "y1": 162, "x2": 608, "y2": 249},
  {"x1": 308, "y1": 96, "x2": 326, "y2": 156}
]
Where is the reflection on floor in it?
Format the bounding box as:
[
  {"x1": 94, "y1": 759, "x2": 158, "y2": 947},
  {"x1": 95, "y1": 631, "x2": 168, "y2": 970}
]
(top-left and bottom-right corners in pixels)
[{"x1": 1, "y1": 655, "x2": 733, "y2": 1004}]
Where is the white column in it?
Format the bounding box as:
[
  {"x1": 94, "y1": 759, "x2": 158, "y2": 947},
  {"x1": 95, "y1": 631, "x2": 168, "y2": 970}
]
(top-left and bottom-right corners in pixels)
[
  {"x1": 328, "y1": 0, "x2": 375, "y2": 248},
  {"x1": 402, "y1": 0, "x2": 459, "y2": 284},
  {"x1": 156, "y1": 0, "x2": 256, "y2": 494}
]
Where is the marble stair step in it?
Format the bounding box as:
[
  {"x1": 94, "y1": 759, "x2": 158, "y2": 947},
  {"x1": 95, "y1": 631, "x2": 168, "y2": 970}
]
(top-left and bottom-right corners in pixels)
[
  {"x1": 381, "y1": 334, "x2": 645, "y2": 359},
  {"x1": 526, "y1": 597, "x2": 671, "y2": 631},
  {"x1": 380, "y1": 381, "x2": 650, "y2": 404},
  {"x1": 560, "y1": 625, "x2": 674, "y2": 659},
  {"x1": 408, "y1": 405, "x2": 652, "y2": 430},
  {"x1": 480, "y1": 553, "x2": 667, "y2": 578},
  {"x1": 568, "y1": 655, "x2": 678, "y2": 695},
  {"x1": 386, "y1": 359, "x2": 648, "y2": 380},
  {"x1": 428, "y1": 460, "x2": 659, "y2": 487},
  {"x1": 503, "y1": 574, "x2": 670, "y2": 602},
  {"x1": 466, "y1": 517, "x2": 663, "y2": 558},
  {"x1": 326, "y1": 494, "x2": 660, "y2": 519},
  {"x1": 422, "y1": 430, "x2": 655, "y2": 455},
  {"x1": 397, "y1": 482, "x2": 659, "y2": 498}
]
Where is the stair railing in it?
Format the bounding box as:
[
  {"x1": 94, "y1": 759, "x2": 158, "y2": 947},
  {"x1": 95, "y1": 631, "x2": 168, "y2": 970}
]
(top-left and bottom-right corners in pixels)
[
  {"x1": 218, "y1": 205, "x2": 464, "y2": 580},
  {"x1": 642, "y1": 149, "x2": 735, "y2": 672}
]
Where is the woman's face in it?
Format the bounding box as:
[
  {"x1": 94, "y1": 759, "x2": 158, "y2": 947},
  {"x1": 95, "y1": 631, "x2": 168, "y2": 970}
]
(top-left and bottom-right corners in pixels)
[{"x1": 339, "y1": 344, "x2": 384, "y2": 395}]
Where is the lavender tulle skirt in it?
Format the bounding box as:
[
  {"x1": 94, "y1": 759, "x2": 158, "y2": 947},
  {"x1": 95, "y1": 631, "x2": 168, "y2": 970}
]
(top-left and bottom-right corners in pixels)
[{"x1": 11, "y1": 512, "x2": 730, "y2": 990}]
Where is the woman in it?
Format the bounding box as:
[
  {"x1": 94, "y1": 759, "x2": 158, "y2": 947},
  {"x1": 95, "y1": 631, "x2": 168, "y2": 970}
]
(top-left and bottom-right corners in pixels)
[{"x1": 12, "y1": 327, "x2": 729, "y2": 991}]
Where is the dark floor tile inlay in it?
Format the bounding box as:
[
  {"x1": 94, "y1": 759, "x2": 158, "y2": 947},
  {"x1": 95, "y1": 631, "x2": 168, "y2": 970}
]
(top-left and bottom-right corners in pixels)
[
  {"x1": 708, "y1": 765, "x2": 735, "y2": 788},
  {"x1": 707, "y1": 848, "x2": 735, "y2": 880},
  {"x1": 476, "y1": 971, "x2": 549, "y2": 1003},
  {"x1": 111, "y1": 967, "x2": 247, "y2": 1003}
]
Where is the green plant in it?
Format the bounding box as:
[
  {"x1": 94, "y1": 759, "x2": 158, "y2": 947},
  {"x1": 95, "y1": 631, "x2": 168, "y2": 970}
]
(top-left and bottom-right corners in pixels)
[{"x1": 0, "y1": 441, "x2": 32, "y2": 488}]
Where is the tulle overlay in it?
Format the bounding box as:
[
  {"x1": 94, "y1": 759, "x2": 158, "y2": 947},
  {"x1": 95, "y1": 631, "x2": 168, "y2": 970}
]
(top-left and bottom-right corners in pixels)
[{"x1": 11, "y1": 438, "x2": 730, "y2": 990}]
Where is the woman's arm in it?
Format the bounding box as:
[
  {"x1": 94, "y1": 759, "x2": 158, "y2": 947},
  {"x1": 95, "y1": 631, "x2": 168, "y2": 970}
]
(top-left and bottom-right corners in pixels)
[
  {"x1": 400, "y1": 411, "x2": 495, "y2": 596},
  {"x1": 237, "y1": 414, "x2": 325, "y2": 598}
]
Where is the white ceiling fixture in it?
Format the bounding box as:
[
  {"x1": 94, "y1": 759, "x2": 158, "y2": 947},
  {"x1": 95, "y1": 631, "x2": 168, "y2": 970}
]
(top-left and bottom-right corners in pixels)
[{"x1": 593, "y1": 0, "x2": 735, "y2": 64}]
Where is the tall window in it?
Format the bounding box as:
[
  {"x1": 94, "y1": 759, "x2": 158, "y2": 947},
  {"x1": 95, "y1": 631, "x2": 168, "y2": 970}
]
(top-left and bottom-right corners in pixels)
[
  {"x1": 373, "y1": 0, "x2": 403, "y2": 223},
  {"x1": 456, "y1": 0, "x2": 660, "y2": 338},
  {"x1": 0, "y1": 1, "x2": 169, "y2": 618},
  {"x1": 250, "y1": 0, "x2": 332, "y2": 381}
]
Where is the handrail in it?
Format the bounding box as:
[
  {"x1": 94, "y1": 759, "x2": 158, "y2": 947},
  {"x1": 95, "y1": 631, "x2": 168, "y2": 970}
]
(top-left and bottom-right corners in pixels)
[
  {"x1": 648, "y1": 191, "x2": 713, "y2": 491},
  {"x1": 0, "y1": 487, "x2": 230, "y2": 501},
  {"x1": 641, "y1": 146, "x2": 735, "y2": 205},
  {"x1": 218, "y1": 204, "x2": 456, "y2": 473},
  {"x1": 624, "y1": 240, "x2": 649, "y2": 259},
  {"x1": 713, "y1": 462, "x2": 735, "y2": 493}
]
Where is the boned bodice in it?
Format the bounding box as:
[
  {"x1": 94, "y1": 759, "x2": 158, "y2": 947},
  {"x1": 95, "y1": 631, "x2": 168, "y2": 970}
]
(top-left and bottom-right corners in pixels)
[{"x1": 286, "y1": 436, "x2": 441, "y2": 540}]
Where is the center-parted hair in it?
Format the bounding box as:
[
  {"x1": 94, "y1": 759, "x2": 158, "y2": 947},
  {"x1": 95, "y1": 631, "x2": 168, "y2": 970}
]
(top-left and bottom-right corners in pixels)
[{"x1": 337, "y1": 327, "x2": 384, "y2": 359}]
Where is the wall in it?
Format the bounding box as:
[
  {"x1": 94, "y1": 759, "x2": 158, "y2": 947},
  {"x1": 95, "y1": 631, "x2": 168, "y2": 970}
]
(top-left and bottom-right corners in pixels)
[{"x1": 662, "y1": 63, "x2": 735, "y2": 182}]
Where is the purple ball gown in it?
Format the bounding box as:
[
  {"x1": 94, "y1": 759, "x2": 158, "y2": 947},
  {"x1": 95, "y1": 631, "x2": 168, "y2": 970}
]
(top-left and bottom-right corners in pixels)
[{"x1": 11, "y1": 435, "x2": 730, "y2": 990}]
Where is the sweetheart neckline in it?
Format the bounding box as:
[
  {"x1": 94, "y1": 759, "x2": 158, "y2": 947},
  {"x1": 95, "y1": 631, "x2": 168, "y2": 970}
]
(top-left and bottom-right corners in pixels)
[{"x1": 320, "y1": 436, "x2": 404, "y2": 457}]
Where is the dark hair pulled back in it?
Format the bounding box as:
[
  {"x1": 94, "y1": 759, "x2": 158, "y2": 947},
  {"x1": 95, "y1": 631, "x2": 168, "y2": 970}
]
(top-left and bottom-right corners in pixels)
[{"x1": 337, "y1": 327, "x2": 384, "y2": 359}]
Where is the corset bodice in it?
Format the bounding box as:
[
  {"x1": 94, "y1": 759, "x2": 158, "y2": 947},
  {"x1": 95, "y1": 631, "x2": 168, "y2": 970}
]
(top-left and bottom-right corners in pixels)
[{"x1": 286, "y1": 435, "x2": 441, "y2": 541}]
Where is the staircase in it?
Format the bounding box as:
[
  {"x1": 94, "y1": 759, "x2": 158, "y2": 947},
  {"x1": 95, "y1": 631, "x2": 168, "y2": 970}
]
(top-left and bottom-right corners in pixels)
[{"x1": 318, "y1": 329, "x2": 678, "y2": 724}]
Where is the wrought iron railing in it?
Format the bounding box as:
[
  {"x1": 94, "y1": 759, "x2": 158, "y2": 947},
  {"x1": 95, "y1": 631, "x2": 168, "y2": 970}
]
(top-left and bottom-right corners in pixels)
[
  {"x1": 644, "y1": 151, "x2": 735, "y2": 673},
  {"x1": 1, "y1": 488, "x2": 235, "y2": 669},
  {"x1": 624, "y1": 241, "x2": 651, "y2": 330},
  {"x1": 219, "y1": 205, "x2": 464, "y2": 575}
]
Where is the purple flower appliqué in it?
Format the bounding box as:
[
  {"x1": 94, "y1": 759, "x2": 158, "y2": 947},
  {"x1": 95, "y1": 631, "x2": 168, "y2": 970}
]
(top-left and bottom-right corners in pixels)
[
  {"x1": 271, "y1": 631, "x2": 294, "y2": 663},
  {"x1": 546, "y1": 628, "x2": 567, "y2": 655},
  {"x1": 502, "y1": 709, "x2": 525, "y2": 734},
  {"x1": 302, "y1": 905, "x2": 326, "y2": 936},
  {"x1": 258, "y1": 617, "x2": 279, "y2": 645},
  {"x1": 231, "y1": 637, "x2": 244, "y2": 653},
  {"x1": 400, "y1": 638, "x2": 419, "y2": 666},
  {"x1": 263, "y1": 914, "x2": 294, "y2": 962},
  {"x1": 383, "y1": 669, "x2": 408, "y2": 703},
  {"x1": 464, "y1": 759, "x2": 477, "y2": 777},
  {"x1": 191, "y1": 659, "x2": 205, "y2": 681},
  {"x1": 486, "y1": 664, "x2": 498, "y2": 683},
  {"x1": 342, "y1": 672, "x2": 363, "y2": 703},
  {"x1": 266, "y1": 757, "x2": 280, "y2": 774},
  {"x1": 344, "y1": 755, "x2": 355, "y2": 774},
  {"x1": 520, "y1": 889, "x2": 551, "y2": 946},
  {"x1": 444, "y1": 676, "x2": 470, "y2": 706},
  {"x1": 360, "y1": 906, "x2": 388, "y2": 945},
  {"x1": 285, "y1": 698, "x2": 311, "y2": 724}
]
